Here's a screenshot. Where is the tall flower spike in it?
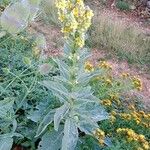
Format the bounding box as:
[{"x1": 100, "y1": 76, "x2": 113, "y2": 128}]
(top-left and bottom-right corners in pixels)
[{"x1": 55, "y1": 0, "x2": 94, "y2": 48}]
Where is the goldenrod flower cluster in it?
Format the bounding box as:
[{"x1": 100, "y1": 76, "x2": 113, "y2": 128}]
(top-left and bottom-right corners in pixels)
[
  {"x1": 84, "y1": 61, "x2": 94, "y2": 72},
  {"x1": 101, "y1": 99, "x2": 112, "y2": 106},
  {"x1": 98, "y1": 61, "x2": 112, "y2": 70},
  {"x1": 55, "y1": 0, "x2": 94, "y2": 48},
  {"x1": 121, "y1": 72, "x2": 130, "y2": 78},
  {"x1": 119, "y1": 113, "x2": 132, "y2": 120},
  {"x1": 117, "y1": 128, "x2": 150, "y2": 150},
  {"x1": 93, "y1": 128, "x2": 105, "y2": 146},
  {"x1": 132, "y1": 76, "x2": 142, "y2": 91},
  {"x1": 131, "y1": 110, "x2": 150, "y2": 127},
  {"x1": 109, "y1": 93, "x2": 121, "y2": 105}
]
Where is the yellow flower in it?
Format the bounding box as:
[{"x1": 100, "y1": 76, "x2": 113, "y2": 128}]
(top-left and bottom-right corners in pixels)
[
  {"x1": 139, "y1": 111, "x2": 145, "y2": 116},
  {"x1": 105, "y1": 79, "x2": 112, "y2": 86},
  {"x1": 128, "y1": 104, "x2": 136, "y2": 111},
  {"x1": 55, "y1": 0, "x2": 67, "y2": 11},
  {"x1": 94, "y1": 128, "x2": 105, "y2": 138},
  {"x1": 56, "y1": 0, "x2": 94, "y2": 48},
  {"x1": 142, "y1": 142, "x2": 149, "y2": 150},
  {"x1": 101, "y1": 99, "x2": 112, "y2": 106},
  {"x1": 98, "y1": 139, "x2": 105, "y2": 146},
  {"x1": 137, "y1": 148, "x2": 144, "y2": 150},
  {"x1": 85, "y1": 7, "x2": 94, "y2": 19},
  {"x1": 111, "y1": 111, "x2": 117, "y2": 116},
  {"x1": 132, "y1": 76, "x2": 142, "y2": 91},
  {"x1": 120, "y1": 113, "x2": 131, "y2": 120},
  {"x1": 93, "y1": 128, "x2": 105, "y2": 146},
  {"x1": 84, "y1": 61, "x2": 94, "y2": 72},
  {"x1": 121, "y1": 72, "x2": 130, "y2": 78},
  {"x1": 110, "y1": 115, "x2": 116, "y2": 123},
  {"x1": 73, "y1": 7, "x2": 79, "y2": 17},
  {"x1": 138, "y1": 134, "x2": 146, "y2": 142},
  {"x1": 75, "y1": 36, "x2": 85, "y2": 48},
  {"x1": 135, "y1": 118, "x2": 141, "y2": 125},
  {"x1": 99, "y1": 61, "x2": 112, "y2": 70},
  {"x1": 116, "y1": 128, "x2": 125, "y2": 133},
  {"x1": 58, "y1": 14, "x2": 65, "y2": 22}
]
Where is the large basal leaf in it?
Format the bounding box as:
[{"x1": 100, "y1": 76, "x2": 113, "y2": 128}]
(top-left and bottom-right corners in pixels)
[
  {"x1": 54, "y1": 102, "x2": 70, "y2": 131},
  {"x1": 61, "y1": 118, "x2": 78, "y2": 150},
  {"x1": 0, "y1": 137, "x2": 13, "y2": 150},
  {"x1": 1, "y1": 2, "x2": 30, "y2": 34},
  {"x1": 36, "y1": 110, "x2": 55, "y2": 137},
  {"x1": 0, "y1": 98, "x2": 14, "y2": 118},
  {"x1": 38, "y1": 127, "x2": 63, "y2": 150}
]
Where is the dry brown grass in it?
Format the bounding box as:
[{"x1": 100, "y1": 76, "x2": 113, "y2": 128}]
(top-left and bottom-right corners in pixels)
[{"x1": 89, "y1": 10, "x2": 150, "y2": 68}]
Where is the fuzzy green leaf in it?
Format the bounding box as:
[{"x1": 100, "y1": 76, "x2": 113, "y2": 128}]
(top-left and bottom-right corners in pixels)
[
  {"x1": 38, "y1": 127, "x2": 63, "y2": 150},
  {"x1": 36, "y1": 110, "x2": 55, "y2": 137},
  {"x1": 55, "y1": 59, "x2": 70, "y2": 80},
  {"x1": 0, "y1": 137, "x2": 13, "y2": 150},
  {"x1": 41, "y1": 80, "x2": 69, "y2": 102},
  {"x1": 1, "y1": 2, "x2": 30, "y2": 34},
  {"x1": 0, "y1": 98, "x2": 14, "y2": 118},
  {"x1": 54, "y1": 103, "x2": 70, "y2": 131},
  {"x1": 78, "y1": 116, "x2": 99, "y2": 135},
  {"x1": 61, "y1": 118, "x2": 78, "y2": 150}
]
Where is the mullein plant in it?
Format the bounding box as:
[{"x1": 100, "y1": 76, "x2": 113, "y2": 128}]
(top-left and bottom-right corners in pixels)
[{"x1": 37, "y1": 0, "x2": 109, "y2": 149}]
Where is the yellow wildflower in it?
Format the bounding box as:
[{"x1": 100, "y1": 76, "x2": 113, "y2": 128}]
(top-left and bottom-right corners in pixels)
[
  {"x1": 120, "y1": 113, "x2": 131, "y2": 120},
  {"x1": 110, "y1": 115, "x2": 116, "y2": 123},
  {"x1": 137, "y1": 147, "x2": 144, "y2": 150},
  {"x1": 75, "y1": 36, "x2": 85, "y2": 48},
  {"x1": 138, "y1": 134, "x2": 146, "y2": 142},
  {"x1": 111, "y1": 110, "x2": 117, "y2": 116},
  {"x1": 132, "y1": 76, "x2": 142, "y2": 91},
  {"x1": 84, "y1": 61, "x2": 94, "y2": 72},
  {"x1": 55, "y1": 0, "x2": 67, "y2": 11},
  {"x1": 121, "y1": 72, "x2": 130, "y2": 78},
  {"x1": 99, "y1": 61, "x2": 112, "y2": 70},
  {"x1": 73, "y1": 7, "x2": 79, "y2": 17},
  {"x1": 142, "y1": 142, "x2": 149, "y2": 150},
  {"x1": 105, "y1": 79, "x2": 112, "y2": 86},
  {"x1": 93, "y1": 128, "x2": 105, "y2": 146},
  {"x1": 101, "y1": 99, "x2": 112, "y2": 106}
]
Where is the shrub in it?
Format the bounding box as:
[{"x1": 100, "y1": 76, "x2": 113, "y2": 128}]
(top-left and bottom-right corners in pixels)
[{"x1": 116, "y1": 0, "x2": 130, "y2": 11}]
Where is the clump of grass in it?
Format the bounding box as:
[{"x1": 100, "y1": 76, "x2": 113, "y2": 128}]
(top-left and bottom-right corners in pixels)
[
  {"x1": 116, "y1": 0, "x2": 130, "y2": 11},
  {"x1": 89, "y1": 12, "x2": 150, "y2": 70}
]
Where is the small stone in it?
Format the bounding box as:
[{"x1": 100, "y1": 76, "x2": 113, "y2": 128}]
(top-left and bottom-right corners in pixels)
[{"x1": 130, "y1": 5, "x2": 136, "y2": 10}]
